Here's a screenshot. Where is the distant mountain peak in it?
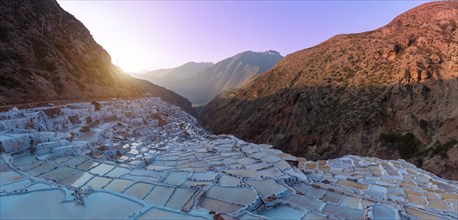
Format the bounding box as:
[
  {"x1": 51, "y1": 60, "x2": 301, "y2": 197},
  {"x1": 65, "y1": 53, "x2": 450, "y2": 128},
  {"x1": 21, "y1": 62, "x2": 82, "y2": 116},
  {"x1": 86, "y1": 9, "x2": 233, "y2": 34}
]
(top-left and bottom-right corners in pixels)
[
  {"x1": 236, "y1": 50, "x2": 282, "y2": 57},
  {"x1": 181, "y1": 61, "x2": 214, "y2": 66},
  {"x1": 263, "y1": 50, "x2": 281, "y2": 56}
]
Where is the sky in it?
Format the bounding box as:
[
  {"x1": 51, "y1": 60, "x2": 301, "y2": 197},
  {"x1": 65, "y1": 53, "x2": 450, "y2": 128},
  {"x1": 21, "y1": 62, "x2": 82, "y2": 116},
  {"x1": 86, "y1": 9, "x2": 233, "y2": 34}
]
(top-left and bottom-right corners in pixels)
[{"x1": 57, "y1": 0, "x2": 432, "y2": 73}]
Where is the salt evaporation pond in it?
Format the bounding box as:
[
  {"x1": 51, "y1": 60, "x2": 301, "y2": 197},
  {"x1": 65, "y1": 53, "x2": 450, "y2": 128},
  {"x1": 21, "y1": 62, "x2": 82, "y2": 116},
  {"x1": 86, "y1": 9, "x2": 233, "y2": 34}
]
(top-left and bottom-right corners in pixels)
[
  {"x1": 0, "y1": 97, "x2": 456, "y2": 220},
  {"x1": 0, "y1": 189, "x2": 143, "y2": 219}
]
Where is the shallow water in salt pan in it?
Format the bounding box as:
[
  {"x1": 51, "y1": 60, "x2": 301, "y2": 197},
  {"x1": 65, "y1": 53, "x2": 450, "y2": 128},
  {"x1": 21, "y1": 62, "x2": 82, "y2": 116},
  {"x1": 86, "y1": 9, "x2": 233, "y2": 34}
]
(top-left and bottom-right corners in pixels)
[
  {"x1": 66, "y1": 172, "x2": 93, "y2": 188},
  {"x1": 261, "y1": 205, "x2": 305, "y2": 220},
  {"x1": 372, "y1": 204, "x2": 397, "y2": 220},
  {"x1": 90, "y1": 164, "x2": 115, "y2": 176},
  {"x1": 0, "y1": 171, "x2": 23, "y2": 185},
  {"x1": 163, "y1": 171, "x2": 190, "y2": 185},
  {"x1": 139, "y1": 207, "x2": 205, "y2": 220},
  {"x1": 191, "y1": 171, "x2": 217, "y2": 181},
  {"x1": 224, "y1": 169, "x2": 261, "y2": 178},
  {"x1": 144, "y1": 185, "x2": 174, "y2": 205},
  {"x1": 247, "y1": 179, "x2": 286, "y2": 197},
  {"x1": 258, "y1": 167, "x2": 283, "y2": 178},
  {"x1": 200, "y1": 197, "x2": 242, "y2": 213},
  {"x1": 105, "y1": 167, "x2": 130, "y2": 178},
  {"x1": 40, "y1": 167, "x2": 77, "y2": 181},
  {"x1": 103, "y1": 179, "x2": 134, "y2": 192},
  {"x1": 219, "y1": 175, "x2": 241, "y2": 187},
  {"x1": 124, "y1": 182, "x2": 154, "y2": 199},
  {"x1": 83, "y1": 176, "x2": 111, "y2": 190},
  {"x1": 205, "y1": 185, "x2": 257, "y2": 206},
  {"x1": 165, "y1": 187, "x2": 196, "y2": 209},
  {"x1": 62, "y1": 157, "x2": 87, "y2": 168},
  {"x1": 0, "y1": 189, "x2": 143, "y2": 219},
  {"x1": 0, "y1": 179, "x2": 33, "y2": 191}
]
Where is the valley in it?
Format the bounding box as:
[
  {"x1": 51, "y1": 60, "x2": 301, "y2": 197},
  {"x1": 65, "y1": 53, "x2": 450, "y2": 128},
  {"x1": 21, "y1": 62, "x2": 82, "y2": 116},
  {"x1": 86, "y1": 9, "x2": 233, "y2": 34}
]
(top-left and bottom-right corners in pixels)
[{"x1": 0, "y1": 0, "x2": 457, "y2": 219}]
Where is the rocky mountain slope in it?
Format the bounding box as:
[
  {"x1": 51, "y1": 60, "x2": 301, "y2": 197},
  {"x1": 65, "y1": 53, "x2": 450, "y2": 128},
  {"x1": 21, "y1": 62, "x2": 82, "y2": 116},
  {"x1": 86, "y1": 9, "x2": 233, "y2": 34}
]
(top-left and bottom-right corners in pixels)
[
  {"x1": 201, "y1": 2, "x2": 458, "y2": 179},
  {"x1": 136, "y1": 51, "x2": 283, "y2": 105},
  {"x1": 0, "y1": 0, "x2": 195, "y2": 115}
]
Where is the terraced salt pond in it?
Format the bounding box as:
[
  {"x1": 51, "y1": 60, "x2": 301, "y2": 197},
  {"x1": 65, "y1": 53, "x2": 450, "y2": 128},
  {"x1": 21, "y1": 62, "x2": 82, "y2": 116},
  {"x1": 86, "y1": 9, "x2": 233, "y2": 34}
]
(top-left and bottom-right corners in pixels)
[
  {"x1": 0, "y1": 189, "x2": 143, "y2": 219},
  {"x1": 1, "y1": 98, "x2": 456, "y2": 219}
]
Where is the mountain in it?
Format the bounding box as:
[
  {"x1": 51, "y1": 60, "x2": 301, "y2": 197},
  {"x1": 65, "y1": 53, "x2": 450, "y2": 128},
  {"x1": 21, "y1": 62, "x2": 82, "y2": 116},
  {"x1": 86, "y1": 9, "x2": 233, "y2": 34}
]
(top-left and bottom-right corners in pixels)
[
  {"x1": 188, "y1": 50, "x2": 283, "y2": 104},
  {"x1": 0, "y1": 0, "x2": 195, "y2": 115},
  {"x1": 139, "y1": 50, "x2": 283, "y2": 105},
  {"x1": 134, "y1": 62, "x2": 213, "y2": 82},
  {"x1": 131, "y1": 68, "x2": 172, "y2": 79},
  {"x1": 201, "y1": 2, "x2": 458, "y2": 179},
  {"x1": 133, "y1": 62, "x2": 213, "y2": 90},
  {"x1": 164, "y1": 62, "x2": 214, "y2": 80}
]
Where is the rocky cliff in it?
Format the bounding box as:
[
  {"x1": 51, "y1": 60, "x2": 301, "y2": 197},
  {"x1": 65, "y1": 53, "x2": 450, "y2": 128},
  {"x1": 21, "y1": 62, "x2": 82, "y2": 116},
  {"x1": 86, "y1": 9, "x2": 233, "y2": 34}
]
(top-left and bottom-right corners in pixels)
[
  {"x1": 0, "y1": 0, "x2": 195, "y2": 115},
  {"x1": 201, "y1": 2, "x2": 458, "y2": 179}
]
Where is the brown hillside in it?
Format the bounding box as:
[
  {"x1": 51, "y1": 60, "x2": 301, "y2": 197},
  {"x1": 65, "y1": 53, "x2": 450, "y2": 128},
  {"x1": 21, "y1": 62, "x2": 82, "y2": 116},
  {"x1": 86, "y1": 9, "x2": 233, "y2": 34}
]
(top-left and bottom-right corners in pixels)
[
  {"x1": 0, "y1": 0, "x2": 195, "y2": 115},
  {"x1": 201, "y1": 1, "x2": 458, "y2": 179}
]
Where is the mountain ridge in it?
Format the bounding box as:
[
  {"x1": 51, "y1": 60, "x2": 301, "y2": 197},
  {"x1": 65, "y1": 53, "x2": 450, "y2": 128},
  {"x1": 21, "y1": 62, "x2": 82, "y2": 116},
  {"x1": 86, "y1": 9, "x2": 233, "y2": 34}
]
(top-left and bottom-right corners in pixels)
[
  {"x1": 201, "y1": 1, "x2": 458, "y2": 179},
  {"x1": 0, "y1": 0, "x2": 196, "y2": 115}
]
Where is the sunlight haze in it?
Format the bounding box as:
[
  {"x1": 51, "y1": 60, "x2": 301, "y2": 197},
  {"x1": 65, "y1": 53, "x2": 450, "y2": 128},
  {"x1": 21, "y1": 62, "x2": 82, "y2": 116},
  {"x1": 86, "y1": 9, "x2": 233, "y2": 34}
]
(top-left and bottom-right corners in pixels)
[{"x1": 57, "y1": 1, "x2": 430, "y2": 73}]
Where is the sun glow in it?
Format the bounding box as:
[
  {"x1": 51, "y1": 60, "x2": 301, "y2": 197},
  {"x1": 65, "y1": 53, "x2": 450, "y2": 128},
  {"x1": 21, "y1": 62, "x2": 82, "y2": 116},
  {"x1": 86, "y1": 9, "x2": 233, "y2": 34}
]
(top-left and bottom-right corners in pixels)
[
  {"x1": 58, "y1": 1, "x2": 428, "y2": 74},
  {"x1": 108, "y1": 46, "x2": 155, "y2": 73}
]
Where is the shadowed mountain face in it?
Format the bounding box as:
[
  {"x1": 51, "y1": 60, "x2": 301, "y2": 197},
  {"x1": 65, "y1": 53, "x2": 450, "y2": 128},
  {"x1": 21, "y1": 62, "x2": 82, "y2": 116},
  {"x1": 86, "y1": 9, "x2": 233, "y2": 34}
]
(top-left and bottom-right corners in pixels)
[
  {"x1": 0, "y1": 0, "x2": 195, "y2": 115},
  {"x1": 201, "y1": 2, "x2": 458, "y2": 179},
  {"x1": 136, "y1": 51, "x2": 283, "y2": 105}
]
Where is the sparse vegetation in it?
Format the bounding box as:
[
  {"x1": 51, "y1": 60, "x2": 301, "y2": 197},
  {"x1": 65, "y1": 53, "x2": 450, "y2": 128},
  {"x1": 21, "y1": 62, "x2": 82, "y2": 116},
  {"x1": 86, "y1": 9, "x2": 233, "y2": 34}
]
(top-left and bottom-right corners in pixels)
[
  {"x1": 0, "y1": 26, "x2": 10, "y2": 41},
  {"x1": 0, "y1": 76, "x2": 22, "y2": 88},
  {"x1": 0, "y1": 49, "x2": 25, "y2": 64},
  {"x1": 419, "y1": 119, "x2": 429, "y2": 131},
  {"x1": 429, "y1": 139, "x2": 457, "y2": 159},
  {"x1": 394, "y1": 43, "x2": 402, "y2": 54},
  {"x1": 31, "y1": 37, "x2": 56, "y2": 72},
  {"x1": 408, "y1": 37, "x2": 416, "y2": 47},
  {"x1": 379, "y1": 132, "x2": 420, "y2": 159}
]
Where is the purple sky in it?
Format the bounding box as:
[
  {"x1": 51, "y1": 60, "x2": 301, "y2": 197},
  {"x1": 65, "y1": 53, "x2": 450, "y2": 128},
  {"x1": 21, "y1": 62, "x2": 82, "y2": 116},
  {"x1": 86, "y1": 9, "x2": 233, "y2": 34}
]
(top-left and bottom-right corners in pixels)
[{"x1": 57, "y1": 1, "x2": 431, "y2": 72}]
